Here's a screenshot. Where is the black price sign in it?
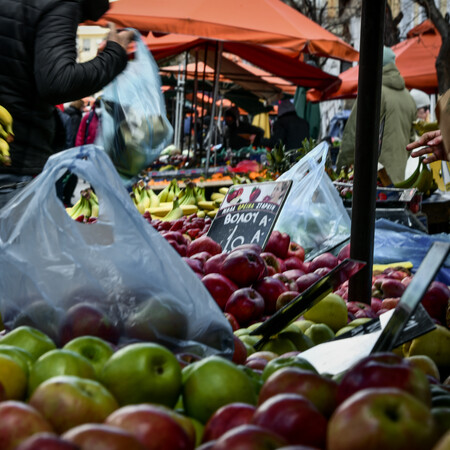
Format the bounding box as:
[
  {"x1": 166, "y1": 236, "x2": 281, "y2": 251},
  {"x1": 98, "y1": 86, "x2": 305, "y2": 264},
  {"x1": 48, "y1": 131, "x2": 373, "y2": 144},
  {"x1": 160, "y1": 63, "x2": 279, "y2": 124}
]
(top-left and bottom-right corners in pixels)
[{"x1": 207, "y1": 180, "x2": 292, "y2": 253}]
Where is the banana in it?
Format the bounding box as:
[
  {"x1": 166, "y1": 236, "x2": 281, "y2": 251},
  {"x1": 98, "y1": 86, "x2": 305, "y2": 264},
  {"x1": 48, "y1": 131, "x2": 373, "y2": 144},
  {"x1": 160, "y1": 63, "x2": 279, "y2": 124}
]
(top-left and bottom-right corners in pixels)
[
  {"x1": 412, "y1": 164, "x2": 434, "y2": 193},
  {"x1": 213, "y1": 198, "x2": 224, "y2": 208},
  {"x1": 179, "y1": 181, "x2": 197, "y2": 206},
  {"x1": 157, "y1": 183, "x2": 171, "y2": 203},
  {"x1": 394, "y1": 159, "x2": 423, "y2": 189},
  {"x1": 147, "y1": 203, "x2": 198, "y2": 217},
  {"x1": 219, "y1": 187, "x2": 229, "y2": 195},
  {"x1": 211, "y1": 193, "x2": 225, "y2": 202},
  {"x1": 197, "y1": 210, "x2": 206, "y2": 218},
  {"x1": 147, "y1": 187, "x2": 160, "y2": 208},
  {"x1": 0, "y1": 105, "x2": 13, "y2": 136},
  {"x1": 207, "y1": 209, "x2": 219, "y2": 218},
  {"x1": 197, "y1": 200, "x2": 216, "y2": 211},
  {"x1": 0, "y1": 124, "x2": 13, "y2": 143},
  {"x1": 195, "y1": 186, "x2": 206, "y2": 203},
  {"x1": 159, "y1": 197, "x2": 184, "y2": 222},
  {"x1": 0, "y1": 138, "x2": 11, "y2": 166}
]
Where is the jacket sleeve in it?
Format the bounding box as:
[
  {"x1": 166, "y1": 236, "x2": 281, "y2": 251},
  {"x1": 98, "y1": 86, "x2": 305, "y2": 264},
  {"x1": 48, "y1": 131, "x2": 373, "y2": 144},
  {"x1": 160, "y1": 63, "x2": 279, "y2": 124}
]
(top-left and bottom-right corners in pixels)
[
  {"x1": 34, "y1": 1, "x2": 128, "y2": 105},
  {"x1": 75, "y1": 114, "x2": 88, "y2": 147},
  {"x1": 336, "y1": 103, "x2": 357, "y2": 170}
]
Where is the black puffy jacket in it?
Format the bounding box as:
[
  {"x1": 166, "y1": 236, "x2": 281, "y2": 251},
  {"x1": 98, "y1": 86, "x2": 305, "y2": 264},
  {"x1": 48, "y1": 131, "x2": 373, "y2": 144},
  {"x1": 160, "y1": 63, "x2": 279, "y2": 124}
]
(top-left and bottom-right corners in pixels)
[{"x1": 0, "y1": 0, "x2": 128, "y2": 175}]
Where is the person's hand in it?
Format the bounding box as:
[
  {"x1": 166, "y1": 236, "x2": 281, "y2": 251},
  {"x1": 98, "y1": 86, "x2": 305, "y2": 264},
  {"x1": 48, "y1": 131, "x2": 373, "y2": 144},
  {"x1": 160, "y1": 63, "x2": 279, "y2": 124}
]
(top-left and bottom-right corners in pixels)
[
  {"x1": 106, "y1": 22, "x2": 134, "y2": 52},
  {"x1": 406, "y1": 130, "x2": 448, "y2": 164}
]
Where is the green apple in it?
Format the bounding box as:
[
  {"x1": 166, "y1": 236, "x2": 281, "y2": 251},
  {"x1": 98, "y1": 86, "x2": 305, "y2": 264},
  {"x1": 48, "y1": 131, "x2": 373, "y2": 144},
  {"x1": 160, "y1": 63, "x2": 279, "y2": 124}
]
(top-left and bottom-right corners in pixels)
[
  {"x1": 29, "y1": 375, "x2": 119, "y2": 434},
  {"x1": 63, "y1": 336, "x2": 114, "y2": 378},
  {"x1": 262, "y1": 355, "x2": 318, "y2": 381},
  {"x1": 0, "y1": 344, "x2": 34, "y2": 376},
  {"x1": 182, "y1": 355, "x2": 257, "y2": 424},
  {"x1": 291, "y1": 319, "x2": 315, "y2": 333},
  {"x1": 260, "y1": 336, "x2": 297, "y2": 355},
  {"x1": 239, "y1": 334, "x2": 260, "y2": 349},
  {"x1": 303, "y1": 293, "x2": 348, "y2": 332},
  {"x1": 335, "y1": 325, "x2": 355, "y2": 337},
  {"x1": 100, "y1": 342, "x2": 182, "y2": 408},
  {"x1": 305, "y1": 323, "x2": 335, "y2": 345},
  {"x1": 234, "y1": 328, "x2": 250, "y2": 337},
  {"x1": 279, "y1": 324, "x2": 314, "y2": 351},
  {"x1": 28, "y1": 349, "x2": 96, "y2": 395},
  {"x1": 0, "y1": 326, "x2": 56, "y2": 361}
]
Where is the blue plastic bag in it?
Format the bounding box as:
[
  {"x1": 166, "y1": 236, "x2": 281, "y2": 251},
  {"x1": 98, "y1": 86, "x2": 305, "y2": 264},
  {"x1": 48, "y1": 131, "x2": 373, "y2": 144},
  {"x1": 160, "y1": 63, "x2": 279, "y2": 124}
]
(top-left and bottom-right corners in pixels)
[
  {"x1": 0, "y1": 145, "x2": 232, "y2": 358},
  {"x1": 99, "y1": 29, "x2": 173, "y2": 183},
  {"x1": 374, "y1": 218, "x2": 450, "y2": 284}
]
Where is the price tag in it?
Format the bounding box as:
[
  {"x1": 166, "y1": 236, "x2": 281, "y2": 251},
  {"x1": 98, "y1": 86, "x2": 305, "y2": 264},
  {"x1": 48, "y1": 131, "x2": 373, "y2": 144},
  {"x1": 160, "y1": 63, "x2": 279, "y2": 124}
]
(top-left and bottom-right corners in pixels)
[{"x1": 207, "y1": 181, "x2": 292, "y2": 253}]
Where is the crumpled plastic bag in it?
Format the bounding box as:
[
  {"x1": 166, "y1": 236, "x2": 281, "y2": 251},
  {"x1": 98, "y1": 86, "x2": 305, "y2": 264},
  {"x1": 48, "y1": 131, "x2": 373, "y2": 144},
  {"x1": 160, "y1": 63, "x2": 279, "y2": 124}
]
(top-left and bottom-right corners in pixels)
[
  {"x1": 0, "y1": 145, "x2": 233, "y2": 358},
  {"x1": 275, "y1": 141, "x2": 351, "y2": 260}
]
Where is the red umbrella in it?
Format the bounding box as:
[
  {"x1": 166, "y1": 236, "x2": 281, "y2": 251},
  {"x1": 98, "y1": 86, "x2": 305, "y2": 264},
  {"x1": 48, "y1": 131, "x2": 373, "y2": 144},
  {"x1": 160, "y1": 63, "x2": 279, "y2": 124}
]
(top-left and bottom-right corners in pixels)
[
  {"x1": 307, "y1": 20, "x2": 440, "y2": 102},
  {"x1": 90, "y1": 0, "x2": 358, "y2": 62}
]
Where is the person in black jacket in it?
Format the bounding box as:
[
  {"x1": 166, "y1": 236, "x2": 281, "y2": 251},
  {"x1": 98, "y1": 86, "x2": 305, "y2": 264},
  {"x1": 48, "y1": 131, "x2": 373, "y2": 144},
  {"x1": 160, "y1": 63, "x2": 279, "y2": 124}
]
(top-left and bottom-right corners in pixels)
[
  {"x1": 270, "y1": 99, "x2": 310, "y2": 150},
  {"x1": 0, "y1": 0, "x2": 134, "y2": 208}
]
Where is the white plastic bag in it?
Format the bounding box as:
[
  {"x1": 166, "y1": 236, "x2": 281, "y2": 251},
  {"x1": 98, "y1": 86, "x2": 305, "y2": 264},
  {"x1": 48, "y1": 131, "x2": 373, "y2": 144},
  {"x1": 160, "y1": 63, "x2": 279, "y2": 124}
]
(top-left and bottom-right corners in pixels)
[
  {"x1": 99, "y1": 29, "x2": 173, "y2": 183},
  {"x1": 0, "y1": 145, "x2": 232, "y2": 358},
  {"x1": 275, "y1": 141, "x2": 351, "y2": 260}
]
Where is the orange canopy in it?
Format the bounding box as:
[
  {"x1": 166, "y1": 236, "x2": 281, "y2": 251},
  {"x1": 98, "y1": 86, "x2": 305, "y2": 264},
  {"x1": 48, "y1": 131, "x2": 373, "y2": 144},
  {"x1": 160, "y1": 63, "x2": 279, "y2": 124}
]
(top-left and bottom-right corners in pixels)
[
  {"x1": 307, "y1": 20, "x2": 441, "y2": 102},
  {"x1": 91, "y1": 0, "x2": 358, "y2": 62},
  {"x1": 147, "y1": 33, "x2": 338, "y2": 91}
]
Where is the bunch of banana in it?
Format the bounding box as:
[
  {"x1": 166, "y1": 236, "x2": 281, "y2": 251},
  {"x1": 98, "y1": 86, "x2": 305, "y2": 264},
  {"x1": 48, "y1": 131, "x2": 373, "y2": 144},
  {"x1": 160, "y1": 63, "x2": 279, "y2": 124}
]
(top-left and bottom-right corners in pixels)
[
  {"x1": 413, "y1": 120, "x2": 439, "y2": 137},
  {"x1": 394, "y1": 159, "x2": 423, "y2": 189},
  {"x1": 179, "y1": 181, "x2": 198, "y2": 206},
  {"x1": 412, "y1": 163, "x2": 436, "y2": 195},
  {"x1": 157, "y1": 196, "x2": 184, "y2": 222},
  {"x1": 66, "y1": 188, "x2": 98, "y2": 221},
  {"x1": 158, "y1": 178, "x2": 181, "y2": 203},
  {"x1": 0, "y1": 105, "x2": 14, "y2": 166},
  {"x1": 131, "y1": 180, "x2": 160, "y2": 214}
]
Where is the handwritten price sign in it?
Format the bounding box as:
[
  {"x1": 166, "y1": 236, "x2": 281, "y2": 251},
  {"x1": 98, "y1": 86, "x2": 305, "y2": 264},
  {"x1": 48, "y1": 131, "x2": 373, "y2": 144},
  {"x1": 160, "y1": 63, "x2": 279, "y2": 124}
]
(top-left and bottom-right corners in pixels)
[{"x1": 207, "y1": 181, "x2": 292, "y2": 253}]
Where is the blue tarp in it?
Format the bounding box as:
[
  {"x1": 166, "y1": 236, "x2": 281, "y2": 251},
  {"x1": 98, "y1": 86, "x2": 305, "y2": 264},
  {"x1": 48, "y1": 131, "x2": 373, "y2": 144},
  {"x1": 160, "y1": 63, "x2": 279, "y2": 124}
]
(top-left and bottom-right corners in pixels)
[{"x1": 374, "y1": 218, "x2": 450, "y2": 284}]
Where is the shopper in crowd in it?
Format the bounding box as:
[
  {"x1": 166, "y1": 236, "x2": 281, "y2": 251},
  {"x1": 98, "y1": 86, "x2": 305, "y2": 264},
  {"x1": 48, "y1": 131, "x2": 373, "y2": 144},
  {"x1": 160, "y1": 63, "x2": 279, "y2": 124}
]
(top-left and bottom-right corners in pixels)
[
  {"x1": 336, "y1": 46, "x2": 417, "y2": 184},
  {"x1": 0, "y1": 0, "x2": 134, "y2": 209},
  {"x1": 65, "y1": 99, "x2": 86, "y2": 148},
  {"x1": 269, "y1": 98, "x2": 310, "y2": 150},
  {"x1": 223, "y1": 106, "x2": 265, "y2": 151},
  {"x1": 75, "y1": 97, "x2": 102, "y2": 146},
  {"x1": 410, "y1": 89, "x2": 431, "y2": 122}
]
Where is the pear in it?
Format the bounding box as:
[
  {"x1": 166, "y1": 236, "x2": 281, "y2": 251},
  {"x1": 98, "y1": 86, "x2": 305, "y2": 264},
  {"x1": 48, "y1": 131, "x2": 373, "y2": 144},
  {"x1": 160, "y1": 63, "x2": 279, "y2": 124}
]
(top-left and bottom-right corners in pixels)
[
  {"x1": 303, "y1": 293, "x2": 348, "y2": 332},
  {"x1": 406, "y1": 355, "x2": 441, "y2": 381},
  {"x1": 404, "y1": 325, "x2": 450, "y2": 372}
]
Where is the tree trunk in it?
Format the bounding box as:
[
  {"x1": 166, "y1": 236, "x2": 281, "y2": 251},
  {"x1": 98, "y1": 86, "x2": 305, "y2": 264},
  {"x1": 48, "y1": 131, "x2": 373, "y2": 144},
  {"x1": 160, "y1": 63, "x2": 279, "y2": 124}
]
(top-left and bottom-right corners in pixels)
[{"x1": 414, "y1": 0, "x2": 450, "y2": 94}]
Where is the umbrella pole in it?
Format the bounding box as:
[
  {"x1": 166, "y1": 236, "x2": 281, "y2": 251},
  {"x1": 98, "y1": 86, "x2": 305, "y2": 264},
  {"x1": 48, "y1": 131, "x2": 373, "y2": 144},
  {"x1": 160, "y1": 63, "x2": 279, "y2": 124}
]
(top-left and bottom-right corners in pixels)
[
  {"x1": 205, "y1": 41, "x2": 223, "y2": 174},
  {"x1": 191, "y1": 49, "x2": 199, "y2": 160},
  {"x1": 348, "y1": 0, "x2": 386, "y2": 304},
  {"x1": 199, "y1": 43, "x2": 209, "y2": 164}
]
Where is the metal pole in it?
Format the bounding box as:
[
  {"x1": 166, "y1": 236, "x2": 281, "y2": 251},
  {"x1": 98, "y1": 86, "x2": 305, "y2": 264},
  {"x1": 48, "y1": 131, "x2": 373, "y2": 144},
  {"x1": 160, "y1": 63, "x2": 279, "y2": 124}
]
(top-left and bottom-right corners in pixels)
[
  {"x1": 348, "y1": 0, "x2": 386, "y2": 304},
  {"x1": 205, "y1": 41, "x2": 223, "y2": 175}
]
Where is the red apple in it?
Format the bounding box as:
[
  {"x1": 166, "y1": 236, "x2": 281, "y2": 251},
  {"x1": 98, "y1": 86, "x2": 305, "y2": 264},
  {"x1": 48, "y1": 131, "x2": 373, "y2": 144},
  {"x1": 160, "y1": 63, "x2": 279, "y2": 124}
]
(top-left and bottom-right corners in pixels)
[
  {"x1": 15, "y1": 433, "x2": 79, "y2": 450},
  {"x1": 221, "y1": 250, "x2": 267, "y2": 287},
  {"x1": 201, "y1": 273, "x2": 238, "y2": 310},
  {"x1": 337, "y1": 243, "x2": 350, "y2": 261},
  {"x1": 327, "y1": 388, "x2": 438, "y2": 450},
  {"x1": 314, "y1": 267, "x2": 332, "y2": 277},
  {"x1": 276, "y1": 291, "x2": 299, "y2": 310},
  {"x1": 259, "y1": 367, "x2": 339, "y2": 417},
  {"x1": 283, "y1": 269, "x2": 306, "y2": 282},
  {"x1": 295, "y1": 273, "x2": 321, "y2": 293},
  {"x1": 309, "y1": 252, "x2": 338, "y2": 272},
  {"x1": 225, "y1": 288, "x2": 265, "y2": 326},
  {"x1": 224, "y1": 312, "x2": 240, "y2": 331},
  {"x1": 62, "y1": 423, "x2": 147, "y2": 450},
  {"x1": 254, "y1": 277, "x2": 288, "y2": 315},
  {"x1": 245, "y1": 357, "x2": 270, "y2": 371},
  {"x1": 371, "y1": 297, "x2": 383, "y2": 313},
  {"x1": 203, "y1": 253, "x2": 228, "y2": 275},
  {"x1": 29, "y1": 375, "x2": 119, "y2": 434},
  {"x1": 212, "y1": 424, "x2": 288, "y2": 449},
  {"x1": 182, "y1": 257, "x2": 204, "y2": 275},
  {"x1": 232, "y1": 243, "x2": 263, "y2": 255},
  {"x1": 381, "y1": 297, "x2": 400, "y2": 310},
  {"x1": 336, "y1": 353, "x2": 431, "y2": 406},
  {"x1": 264, "y1": 231, "x2": 290, "y2": 259},
  {"x1": 232, "y1": 335, "x2": 248, "y2": 365},
  {"x1": 0, "y1": 401, "x2": 53, "y2": 450},
  {"x1": 421, "y1": 281, "x2": 450, "y2": 324},
  {"x1": 58, "y1": 302, "x2": 121, "y2": 346},
  {"x1": 202, "y1": 403, "x2": 257, "y2": 443},
  {"x1": 252, "y1": 393, "x2": 327, "y2": 448},
  {"x1": 186, "y1": 236, "x2": 222, "y2": 257},
  {"x1": 105, "y1": 404, "x2": 194, "y2": 450},
  {"x1": 380, "y1": 278, "x2": 406, "y2": 299},
  {"x1": 260, "y1": 252, "x2": 282, "y2": 274},
  {"x1": 287, "y1": 241, "x2": 305, "y2": 262},
  {"x1": 283, "y1": 257, "x2": 306, "y2": 272}
]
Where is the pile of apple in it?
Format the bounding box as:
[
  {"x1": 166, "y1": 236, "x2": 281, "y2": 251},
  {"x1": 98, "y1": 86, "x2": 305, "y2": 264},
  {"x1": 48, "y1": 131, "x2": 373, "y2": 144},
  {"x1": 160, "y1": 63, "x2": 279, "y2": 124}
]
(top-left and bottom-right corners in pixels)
[{"x1": 0, "y1": 322, "x2": 449, "y2": 450}]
